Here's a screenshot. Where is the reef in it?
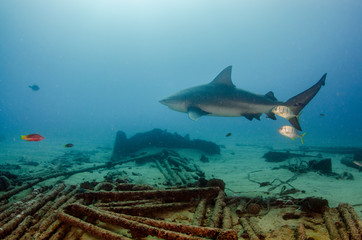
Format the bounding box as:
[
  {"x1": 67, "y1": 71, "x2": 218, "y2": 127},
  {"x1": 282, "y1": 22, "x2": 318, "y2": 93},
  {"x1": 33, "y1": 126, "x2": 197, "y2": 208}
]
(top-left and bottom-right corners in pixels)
[
  {"x1": 111, "y1": 129, "x2": 220, "y2": 161},
  {"x1": 0, "y1": 178, "x2": 361, "y2": 239}
]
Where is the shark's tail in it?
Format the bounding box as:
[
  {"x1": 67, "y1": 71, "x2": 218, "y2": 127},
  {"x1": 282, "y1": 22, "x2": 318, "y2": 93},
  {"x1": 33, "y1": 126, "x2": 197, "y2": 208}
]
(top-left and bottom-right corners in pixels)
[{"x1": 284, "y1": 73, "x2": 327, "y2": 131}]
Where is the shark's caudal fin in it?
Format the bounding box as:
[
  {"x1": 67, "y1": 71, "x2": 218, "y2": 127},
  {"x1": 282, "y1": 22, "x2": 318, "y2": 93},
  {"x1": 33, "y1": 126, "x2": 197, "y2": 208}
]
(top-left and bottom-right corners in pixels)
[{"x1": 284, "y1": 73, "x2": 327, "y2": 131}]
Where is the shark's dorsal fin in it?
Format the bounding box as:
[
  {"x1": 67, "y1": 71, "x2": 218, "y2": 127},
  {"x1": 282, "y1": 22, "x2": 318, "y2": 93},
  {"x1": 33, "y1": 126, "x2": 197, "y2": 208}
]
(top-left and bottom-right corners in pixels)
[
  {"x1": 265, "y1": 91, "x2": 277, "y2": 101},
  {"x1": 210, "y1": 66, "x2": 235, "y2": 87}
]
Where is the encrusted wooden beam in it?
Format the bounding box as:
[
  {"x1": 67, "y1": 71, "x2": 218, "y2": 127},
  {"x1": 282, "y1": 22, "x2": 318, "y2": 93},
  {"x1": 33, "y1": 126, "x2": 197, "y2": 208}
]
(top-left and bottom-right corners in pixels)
[
  {"x1": 338, "y1": 203, "x2": 361, "y2": 240},
  {"x1": 0, "y1": 184, "x2": 65, "y2": 239},
  {"x1": 58, "y1": 211, "x2": 131, "y2": 240},
  {"x1": 192, "y1": 198, "x2": 207, "y2": 226},
  {"x1": 208, "y1": 190, "x2": 225, "y2": 228},
  {"x1": 62, "y1": 203, "x2": 237, "y2": 240},
  {"x1": 323, "y1": 208, "x2": 342, "y2": 240},
  {"x1": 77, "y1": 187, "x2": 220, "y2": 203}
]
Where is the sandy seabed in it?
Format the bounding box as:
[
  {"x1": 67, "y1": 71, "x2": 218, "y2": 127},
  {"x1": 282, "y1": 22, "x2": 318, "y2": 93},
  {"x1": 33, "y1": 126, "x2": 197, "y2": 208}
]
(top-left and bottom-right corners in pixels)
[{"x1": 1, "y1": 137, "x2": 361, "y2": 219}]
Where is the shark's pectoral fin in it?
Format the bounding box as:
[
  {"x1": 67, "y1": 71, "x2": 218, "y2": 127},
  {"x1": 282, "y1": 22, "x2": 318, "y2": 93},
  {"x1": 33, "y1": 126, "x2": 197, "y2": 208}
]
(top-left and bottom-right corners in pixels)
[{"x1": 187, "y1": 107, "x2": 209, "y2": 121}]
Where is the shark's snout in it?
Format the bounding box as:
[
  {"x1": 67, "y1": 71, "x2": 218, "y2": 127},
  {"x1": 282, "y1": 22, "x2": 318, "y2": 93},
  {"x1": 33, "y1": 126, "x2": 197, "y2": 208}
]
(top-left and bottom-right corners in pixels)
[
  {"x1": 159, "y1": 95, "x2": 187, "y2": 113},
  {"x1": 159, "y1": 98, "x2": 168, "y2": 106}
]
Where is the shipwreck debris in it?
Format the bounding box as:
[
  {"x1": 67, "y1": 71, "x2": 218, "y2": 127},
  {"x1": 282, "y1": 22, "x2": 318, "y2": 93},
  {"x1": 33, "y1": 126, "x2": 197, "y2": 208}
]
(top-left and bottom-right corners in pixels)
[
  {"x1": 111, "y1": 128, "x2": 220, "y2": 162},
  {"x1": 0, "y1": 179, "x2": 361, "y2": 239},
  {"x1": 262, "y1": 150, "x2": 322, "y2": 162},
  {"x1": 341, "y1": 156, "x2": 362, "y2": 171}
]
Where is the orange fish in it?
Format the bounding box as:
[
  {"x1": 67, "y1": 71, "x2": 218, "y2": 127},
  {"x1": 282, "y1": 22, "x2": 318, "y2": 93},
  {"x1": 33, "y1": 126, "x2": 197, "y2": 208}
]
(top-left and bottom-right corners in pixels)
[{"x1": 21, "y1": 134, "x2": 44, "y2": 142}]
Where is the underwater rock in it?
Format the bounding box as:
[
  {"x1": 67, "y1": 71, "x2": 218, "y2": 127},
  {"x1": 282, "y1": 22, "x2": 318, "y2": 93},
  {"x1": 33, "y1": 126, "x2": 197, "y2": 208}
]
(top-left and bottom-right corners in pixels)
[
  {"x1": 301, "y1": 197, "x2": 328, "y2": 213},
  {"x1": 246, "y1": 203, "x2": 261, "y2": 215},
  {"x1": 307, "y1": 158, "x2": 332, "y2": 173},
  {"x1": 111, "y1": 129, "x2": 220, "y2": 159},
  {"x1": 0, "y1": 176, "x2": 11, "y2": 191},
  {"x1": 206, "y1": 178, "x2": 225, "y2": 191}
]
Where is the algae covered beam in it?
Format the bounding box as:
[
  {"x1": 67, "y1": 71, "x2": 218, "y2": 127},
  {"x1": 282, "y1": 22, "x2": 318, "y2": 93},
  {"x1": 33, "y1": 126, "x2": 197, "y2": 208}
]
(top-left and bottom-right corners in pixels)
[
  {"x1": 77, "y1": 187, "x2": 220, "y2": 203},
  {"x1": 58, "y1": 210, "x2": 131, "y2": 240},
  {"x1": 64, "y1": 203, "x2": 237, "y2": 240},
  {"x1": 0, "y1": 184, "x2": 65, "y2": 239}
]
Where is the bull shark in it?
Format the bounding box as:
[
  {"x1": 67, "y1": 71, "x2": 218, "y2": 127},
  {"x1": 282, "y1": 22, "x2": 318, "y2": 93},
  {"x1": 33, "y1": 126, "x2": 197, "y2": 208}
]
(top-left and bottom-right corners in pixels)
[{"x1": 159, "y1": 66, "x2": 326, "y2": 131}]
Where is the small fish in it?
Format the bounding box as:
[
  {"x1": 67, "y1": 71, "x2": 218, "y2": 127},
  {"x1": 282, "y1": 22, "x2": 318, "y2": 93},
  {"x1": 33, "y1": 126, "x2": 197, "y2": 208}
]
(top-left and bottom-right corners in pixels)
[
  {"x1": 272, "y1": 106, "x2": 297, "y2": 120},
  {"x1": 278, "y1": 126, "x2": 306, "y2": 144},
  {"x1": 353, "y1": 161, "x2": 362, "y2": 167},
  {"x1": 21, "y1": 134, "x2": 44, "y2": 142},
  {"x1": 319, "y1": 113, "x2": 325, "y2": 117},
  {"x1": 29, "y1": 85, "x2": 40, "y2": 91},
  {"x1": 64, "y1": 143, "x2": 74, "y2": 148},
  {"x1": 225, "y1": 132, "x2": 232, "y2": 137}
]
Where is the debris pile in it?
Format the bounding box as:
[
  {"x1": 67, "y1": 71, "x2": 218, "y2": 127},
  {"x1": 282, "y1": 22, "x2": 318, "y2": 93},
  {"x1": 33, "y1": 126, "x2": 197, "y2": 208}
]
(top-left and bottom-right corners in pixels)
[{"x1": 0, "y1": 179, "x2": 361, "y2": 239}]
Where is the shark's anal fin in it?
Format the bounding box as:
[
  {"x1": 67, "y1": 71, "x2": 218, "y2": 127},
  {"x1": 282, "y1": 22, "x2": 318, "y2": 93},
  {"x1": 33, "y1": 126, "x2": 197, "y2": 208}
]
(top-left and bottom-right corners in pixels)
[{"x1": 187, "y1": 107, "x2": 209, "y2": 121}]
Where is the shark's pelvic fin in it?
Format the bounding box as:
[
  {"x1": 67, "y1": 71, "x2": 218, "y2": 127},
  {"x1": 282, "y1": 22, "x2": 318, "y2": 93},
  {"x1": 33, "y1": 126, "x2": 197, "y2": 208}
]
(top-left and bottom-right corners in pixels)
[
  {"x1": 209, "y1": 66, "x2": 235, "y2": 87},
  {"x1": 187, "y1": 107, "x2": 209, "y2": 120},
  {"x1": 244, "y1": 113, "x2": 262, "y2": 121},
  {"x1": 284, "y1": 73, "x2": 327, "y2": 131}
]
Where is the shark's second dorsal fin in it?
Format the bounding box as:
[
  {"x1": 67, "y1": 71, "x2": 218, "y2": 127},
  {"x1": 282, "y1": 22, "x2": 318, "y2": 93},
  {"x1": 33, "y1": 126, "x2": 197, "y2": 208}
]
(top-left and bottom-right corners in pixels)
[{"x1": 210, "y1": 66, "x2": 235, "y2": 87}]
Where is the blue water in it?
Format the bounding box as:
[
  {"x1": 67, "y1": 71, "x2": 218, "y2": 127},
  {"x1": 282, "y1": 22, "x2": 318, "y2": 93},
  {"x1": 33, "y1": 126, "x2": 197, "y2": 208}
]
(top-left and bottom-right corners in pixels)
[{"x1": 0, "y1": 1, "x2": 361, "y2": 147}]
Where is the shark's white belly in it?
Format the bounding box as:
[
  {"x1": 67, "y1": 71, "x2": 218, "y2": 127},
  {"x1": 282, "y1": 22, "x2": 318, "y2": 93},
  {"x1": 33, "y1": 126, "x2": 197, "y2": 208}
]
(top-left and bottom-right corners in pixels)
[{"x1": 201, "y1": 103, "x2": 274, "y2": 117}]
